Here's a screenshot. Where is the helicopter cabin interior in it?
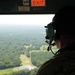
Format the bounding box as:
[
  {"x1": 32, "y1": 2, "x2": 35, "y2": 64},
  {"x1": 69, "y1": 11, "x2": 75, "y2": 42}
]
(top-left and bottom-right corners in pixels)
[{"x1": 0, "y1": 0, "x2": 75, "y2": 14}]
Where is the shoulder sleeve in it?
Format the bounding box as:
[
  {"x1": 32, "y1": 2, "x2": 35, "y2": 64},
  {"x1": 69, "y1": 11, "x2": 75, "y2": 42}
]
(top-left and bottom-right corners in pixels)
[
  {"x1": 36, "y1": 56, "x2": 62, "y2": 75},
  {"x1": 36, "y1": 52, "x2": 74, "y2": 75},
  {"x1": 36, "y1": 50, "x2": 75, "y2": 75}
]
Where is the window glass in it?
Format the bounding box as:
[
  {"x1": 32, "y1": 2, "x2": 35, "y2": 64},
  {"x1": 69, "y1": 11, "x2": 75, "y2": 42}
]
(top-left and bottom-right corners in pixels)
[{"x1": 0, "y1": 14, "x2": 57, "y2": 75}]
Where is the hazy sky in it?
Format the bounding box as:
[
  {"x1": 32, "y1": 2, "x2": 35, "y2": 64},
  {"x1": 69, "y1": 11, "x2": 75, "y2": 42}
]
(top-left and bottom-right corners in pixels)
[{"x1": 0, "y1": 14, "x2": 54, "y2": 26}]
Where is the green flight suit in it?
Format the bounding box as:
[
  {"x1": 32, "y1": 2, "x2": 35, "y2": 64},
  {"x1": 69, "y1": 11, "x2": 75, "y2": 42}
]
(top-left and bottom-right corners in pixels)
[{"x1": 36, "y1": 42, "x2": 75, "y2": 75}]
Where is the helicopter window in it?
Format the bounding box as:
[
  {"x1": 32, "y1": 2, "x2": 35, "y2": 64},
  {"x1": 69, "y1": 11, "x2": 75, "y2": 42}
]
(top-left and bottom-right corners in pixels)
[{"x1": 0, "y1": 14, "x2": 58, "y2": 75}]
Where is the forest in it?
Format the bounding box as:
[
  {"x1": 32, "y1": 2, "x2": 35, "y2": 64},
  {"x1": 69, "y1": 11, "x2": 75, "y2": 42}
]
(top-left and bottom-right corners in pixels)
[{"x1": 0, "y1": 25, "x2": 58, "y2": 75}]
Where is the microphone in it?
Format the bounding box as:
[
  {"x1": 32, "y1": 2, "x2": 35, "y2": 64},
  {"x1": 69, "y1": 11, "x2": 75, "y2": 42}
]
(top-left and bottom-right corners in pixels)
[{"x1": 45, "y1": 36, "x2": 55, "y2": 55}]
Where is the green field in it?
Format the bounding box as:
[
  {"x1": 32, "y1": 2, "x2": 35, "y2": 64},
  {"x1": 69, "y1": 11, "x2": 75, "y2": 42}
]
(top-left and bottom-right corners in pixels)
[
  {"x1": 0, "y1": 67, "x2": 18, "y2": 75},
  {"x1": 0, "y1": 45, "x2": 58, "y2": 75}
]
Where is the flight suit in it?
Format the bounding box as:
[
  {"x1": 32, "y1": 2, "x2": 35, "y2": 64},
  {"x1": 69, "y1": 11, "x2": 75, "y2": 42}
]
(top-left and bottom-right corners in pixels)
[{"x1": 36, "y1": 42, "x2": 75, "y2": 75}]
